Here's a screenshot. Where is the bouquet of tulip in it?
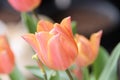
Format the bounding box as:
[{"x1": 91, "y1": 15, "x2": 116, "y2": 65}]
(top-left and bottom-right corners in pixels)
[{"x1": 0, "y1": 0, "x2": 120, "y2": 80}]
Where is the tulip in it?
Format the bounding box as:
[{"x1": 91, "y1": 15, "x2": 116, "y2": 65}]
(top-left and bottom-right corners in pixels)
[
  {"x1": 23, "y1": 17, "x2": 78, "y2": 70},
  {"x1": 0, "y1": 35, "x2": 15, "y2": 74},
  {"x1": 75, "y1": 30, "x2": 102, "y2": 67},
  {"x1": 8, "y1": 0, "x2": 41, "y2": 12}
]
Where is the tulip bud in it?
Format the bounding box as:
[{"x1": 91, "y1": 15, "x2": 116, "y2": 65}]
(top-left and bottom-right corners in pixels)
[
  {"x1": 8, "y1": 0, "x2": 42, "y2": 12},
  {"x1": 0, "y1": 35, "x2": 15, "y2": 74}
]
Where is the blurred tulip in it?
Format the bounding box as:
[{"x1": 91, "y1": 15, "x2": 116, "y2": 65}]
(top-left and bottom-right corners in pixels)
[
  {"x1": 8, "y1": 0, "x2": 41, "y2": 12},
  {"x1": 0, "y1": 35, "x2": 15, "y2": 74},
  {"x1": 75, "y1": 30, "x2": 102, "y2": 67},
  {"x1": 23, "y1": 17, "x2": 78, "y2": 70},
  {"x1": 72, "y1": 67, "x2": 83, "y2": 80}
]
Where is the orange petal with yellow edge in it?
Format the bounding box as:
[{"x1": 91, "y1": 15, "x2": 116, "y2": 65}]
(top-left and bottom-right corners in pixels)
[
  {"x1": 75, "y1": 30, "x2": 102, "y2": 67},
  {"x1": 90, "y1": 30, "x2": 103, "y2": 54},
  {"x1": 75, "y1": 34, "x2": 93, "y2": 67},
  {"x1": 75, "y1": 34, "x2": 92, "y2": 58},
  {"x1": 60, "y1": 17, "x2": 73, "y2": 37},
  {"x1": 37, "y1": 20, "x2": 53, "y2": 32}
]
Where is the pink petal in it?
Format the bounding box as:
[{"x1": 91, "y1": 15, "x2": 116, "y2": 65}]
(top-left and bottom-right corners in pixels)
[
  {"x1": 50, "y1": 23, "x2": 74, "y2": 42},
  {"x1": 0, "y1": 51, "x2": 13, "y2": 74},
  {"x1": 50, "y1": 23, "x2": 67, "y2": 36},
  {"x1": 35, "y1": 32, "x2": 52, "y2": 66},
  {"x1": 47, "y1": 34, "x2": 77, "y2": 70},
  {"x1": 8, "y1": 0, "x2": 41, "y2": 12},
  {"x1": 22, "y1": 34, "x2": 40, "y2": 53},
  {"x1": 0, "y1": 35, "x2": 15, "y2": 73}
]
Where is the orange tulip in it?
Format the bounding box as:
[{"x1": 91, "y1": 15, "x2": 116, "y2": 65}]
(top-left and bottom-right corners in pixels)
[
  {"x1": 0, "y1": 35, "x2": 15, "y2": 74},
  {"x1": 23, "y1": 17, "x2": 78, "y2": 70},
  {"x1": 75, "y1": 30, "x2": 102, "y2": 67},
  {"x1": 8, "y1": 0, "x2": 41, "y2": 12}
]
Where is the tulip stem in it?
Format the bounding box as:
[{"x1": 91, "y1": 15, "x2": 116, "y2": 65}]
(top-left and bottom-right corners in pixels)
[
  {"x1": 32, "y1": 54, "x2": 47, "y2": 80},
  {"x1": 66, "y1": 69, "x2": 74, "y2": 80},
  {"x1": 37, "y1": 58, "x2": 48, "y2": 80},
  {"x1": 32, "y1": 10, "x2": 39, "y2": 21}
]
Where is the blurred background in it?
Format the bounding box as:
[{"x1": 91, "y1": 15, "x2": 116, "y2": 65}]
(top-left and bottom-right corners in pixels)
[
  {"x1": 0, "y1": 0, "x2": 120, "y2": 52},
  {"x1": 0, "y1": 0, "x2": 120, "y2": 80}
]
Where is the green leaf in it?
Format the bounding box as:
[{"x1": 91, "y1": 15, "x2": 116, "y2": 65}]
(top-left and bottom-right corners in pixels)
[
  {"x1": 47, "y1": 69, "x2": 57, "y2": 80},
  {"x1": 21, "y1": 13, "x2": 37, "y2": 33},
  {"x1": 26, "y1": 66, "x2": 44, "y2": 80},
  {"x1": 26, "y1": 66, "x2": 61, "y2": 80},
  {"x1": 9, "y1": 66, "x2": 26, "y2": 80},
  {"x1": 83, "y1": 67, "x2": 90, "y2": 80},
  {"x1": 58, "y1": 71, "x2": 69, "y2": 80},
  {"x1": 71, "y1": 21, "x2": 77, "y2": 35},
  {"x1": 50, "y1": 71, "x2": 60, "y2": 80},
  {"x1": 90, "y1": 75, "x2": 96, "y2": 80},
  {"x1": 92, "y1": 46, "x2": 109, "y2": 79},
  {"x1": 98, "y1": 42, "x2": 120, "y2": 80}
]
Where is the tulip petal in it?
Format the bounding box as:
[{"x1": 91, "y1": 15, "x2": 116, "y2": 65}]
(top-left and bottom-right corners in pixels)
[
  {"x1": 75, "y1": 34, "x2": 93, "y2": 67},
  {"x1": 47, "y1": 34, "x2": 77, "y2": 70},
  {"x1": 0, "y1": 50, "x2": 14, "y2": 74},
  {"x1": 50, "y1": 23, "x2": 74, "y2": 43},
  {"x1": 37, "y1": 20, "x2": 54, "y2": 32},
  {"x1": 22, "y1": 34, "x2": 40, "y2": 53},
  {"x1": 75, "y1": 34, "x2": 92, "y2": 58},
  {"x1": 90, "y1": 30, "x2": 103, "y2": 54},
  {"x1": 0, "y1": 35, "x2": 14, "y2": 74},
  {"x1": 50, "y1": 23, "x2": 67, "y2": 36},
  {"x1": 0, "y1": 36, "x2": 14, "y2": 65},
  {"x1": 35, "y1": 32, "x2": 53, "y2": 66},
  {"x1": 75, "y1": 30, "x2": 102, "y2": 67},
  {"x1": 60, "y1": 17, "x2": 73, "y2": 37}
]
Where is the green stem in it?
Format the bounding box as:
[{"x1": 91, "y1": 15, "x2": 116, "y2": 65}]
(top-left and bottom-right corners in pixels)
[
  {"x1": 37, "y1": 58, "x2": 47, "y2": 80},
  {"x1": 32, "y1": 10, "x2": 39, "y2": 21},
  {"x1": 65, "y1": 69, "x2": 74, "y2": 80},
  {"x1": 32, "y1": 54, "x2": 47, "y2": 80},
  {"x1": 83, "y1": 67, "x2": 90, "y2": 80}
]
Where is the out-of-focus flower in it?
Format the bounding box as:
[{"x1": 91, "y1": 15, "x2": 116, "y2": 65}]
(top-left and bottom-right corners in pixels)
[
  {"x1": 8, "y1": 0, "x2": 42, "y2": 12},
  {"x1": 23, "y1": 17, "x2": 78, "y2": 70},
  {"x1": 0, "y1": 35, "x2": 15, "y2": 74},
  {"x1": 72, "y1": 67, "x2": 83, "y2": 80},
  {"x1": 75, "y1": 30, "x2": 102, "y2": 67}
]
